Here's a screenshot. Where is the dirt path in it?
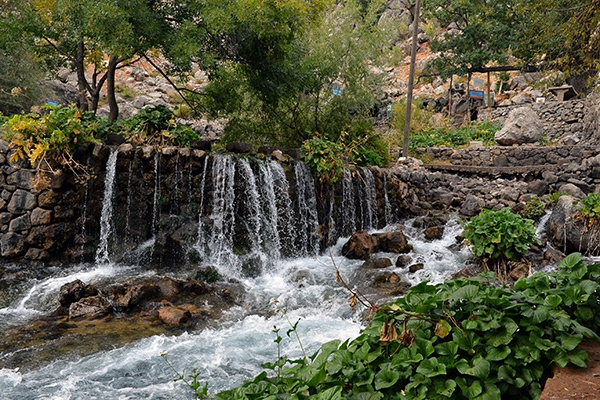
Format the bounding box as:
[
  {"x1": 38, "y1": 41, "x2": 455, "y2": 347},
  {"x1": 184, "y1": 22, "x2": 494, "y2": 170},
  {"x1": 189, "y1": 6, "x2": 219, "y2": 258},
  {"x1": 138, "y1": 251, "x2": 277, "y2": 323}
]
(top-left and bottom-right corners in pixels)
[{"x1": 540, "y1": 340, "x2": 600, "y2": 399}]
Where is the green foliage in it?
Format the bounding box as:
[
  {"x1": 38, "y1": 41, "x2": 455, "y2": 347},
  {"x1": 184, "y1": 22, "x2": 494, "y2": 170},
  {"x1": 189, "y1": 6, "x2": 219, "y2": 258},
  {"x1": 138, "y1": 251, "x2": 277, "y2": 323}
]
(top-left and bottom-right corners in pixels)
[
  {"x1": 423, "y1": 0, "x2": 520, "y2": 78},
  {"x1": 577, "y1": 193, "x2": 600, "y2": 222},
  {"x1": 203, "y1": 253, "x2": 600, "y2": 400},
  {"x1": 119, "y1": 105, "x2": 200, "y2": 147},
  {"x1": 519, "y1": 197, "x2": 546, "y2": 221},
  {"x1": 1, "y1": 105, "x2": 100, "y2": 173},
  {"x1": 547, "y1": 192, "x2": 567, "y2": 206},
  {"x1": 180, "y1": 0, "x2": 391, "y2": 149},
  {"x1": 463, "y1": 208, "x2": 540, "y2": 261},
  {"x1": 408, "y1": 121, "x2": 500, "y2": 151},
  {"x1": 302, "y1": 137, "x2": 345, "y2": 183}
]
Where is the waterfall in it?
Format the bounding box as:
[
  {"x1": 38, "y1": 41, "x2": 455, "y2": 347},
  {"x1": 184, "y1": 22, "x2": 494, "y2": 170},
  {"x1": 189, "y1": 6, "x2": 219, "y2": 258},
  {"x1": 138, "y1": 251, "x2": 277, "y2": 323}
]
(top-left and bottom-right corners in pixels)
[
  {"x1": 197, "y1": 155, "x2": 237, "y2": 269},
  {"x1": 269, "y1": 160, "x2": 295, "y2": 256},
  {"x1": 95, "y1": 149, "x2": 119, "y2": 265},
  {"x1": 383, "y1": 173, "x2": 392, "y2": 226},
  {"x1": 357, "y1": 167, "x2": 378, "y2": 231},
  {"x1": 293, "y1": 162, "x2": 319, "y2": 256},
  {"x1": 151, "y1": 152, "x2": 160, "y2": 237},
  {"x1": 257, "y1": 159, "x2": 281, "y2": 260},
  {"x1": 339, "y1": 169, "x2": 356, "y2": 238},
  {"x1": 238, "y1": 158, "x2": 264, "y2": 256}
]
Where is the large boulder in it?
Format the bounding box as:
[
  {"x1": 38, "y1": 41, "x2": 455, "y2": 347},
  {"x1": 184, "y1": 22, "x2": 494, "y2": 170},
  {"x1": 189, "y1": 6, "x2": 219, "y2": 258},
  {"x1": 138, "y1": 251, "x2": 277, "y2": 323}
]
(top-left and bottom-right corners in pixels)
[
  {"x1": 495, "y1": 107, "x2": 544, "y2": 146},
  {"x1": 59, "y1": 279, "x2": 98, "y2": 308},
  {"x1": 69, "y1": 296, "x2": 111, "y2": 319},
  {"x1": 342, "y1": 231, "x2": 379, "y2": 259},
  {"x1": 547, "y1": 195, "x2": 600, "y2": 255},
  {"x1": 375, "y1": 231, "x2": 413, "y2": 253},
  {"x1": 158, "y1": 305, "x2": 191, "y2": 326}
]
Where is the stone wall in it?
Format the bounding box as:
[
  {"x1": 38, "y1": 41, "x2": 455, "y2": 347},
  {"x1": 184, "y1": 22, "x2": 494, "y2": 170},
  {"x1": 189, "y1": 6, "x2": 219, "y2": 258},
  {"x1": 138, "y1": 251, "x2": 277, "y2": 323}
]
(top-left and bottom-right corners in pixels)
[
  {"x1": 417, "y1": 145, "x2": 600, "y2": 168},
  {"x1": 478, "y1": 98, "x2": 587, "y2": 144},
  {"x1": 0, "y1": 142, "x2": 414, "y2": 267}
]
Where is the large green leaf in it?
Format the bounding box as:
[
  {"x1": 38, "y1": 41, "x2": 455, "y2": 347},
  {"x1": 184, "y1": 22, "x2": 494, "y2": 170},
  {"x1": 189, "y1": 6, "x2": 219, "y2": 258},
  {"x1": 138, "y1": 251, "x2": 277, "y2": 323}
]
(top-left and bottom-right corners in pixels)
[
  {"x1": 485, "y1": 345, "x2": 511, "y2": 361},
  {"x1": 416, "y1": 357, "x2": 447, "y2": 378},
  {"x1": 374, "y1": 368, "x2": 400, "y2": 390},
  {"x1": 456, "y1": 355, "x2": 490, "y2": 379},
  {"x1": 312, "y1": 386, "x2": 343, "y2": 400},
  {"x1": 456, "y1": 377, "x2": 483, "y2": 398}
]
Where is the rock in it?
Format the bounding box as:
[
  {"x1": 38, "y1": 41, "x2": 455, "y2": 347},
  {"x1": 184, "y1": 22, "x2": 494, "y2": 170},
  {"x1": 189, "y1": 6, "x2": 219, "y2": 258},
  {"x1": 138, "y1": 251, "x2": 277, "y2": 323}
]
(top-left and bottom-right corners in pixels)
[
  {"x1": 544, "y1": 247, "x2": 566, "y2": 264},
  {"x1": 375, "y1": 231, "x2": 412, "y2": 253},
  {"x1": 0, "y1": 232, "x2": 26, "y2": 257},
  {"x1": 342, "y1": 231, "x2": 379, "y2": 259},
  {"x1": 6, "y1": 170, "x2": 34, "y2": 190},
  {"x1": 388, "y1": 272, "x2": 401, "y2": 284},
  {"x1": 528, "y1": 180, "x2": 548, "y2": 196},
  {"x1": 112, "y1": 283, "x2": 159, "y2": 309},
  {"x1": 26, "y1": 223, "x2": 75, "y2": 251},
  {"x1": 9, "y1": 214, "x2": 31, "y2": 232},
  {"x1": 557, "y1": 183, "x2": 586, "y2": 200},
  {"x1": 7, "y1": 189, "x2": 37, "y2": 214},
  {"x1": 495, "y1": 107, "x2": 544, "y2": 146},
  {"x1": 271, "y1": 150, "x2": 285, "y2": 162},
  {"x1": 59, "y1": 279, "x2": 99, "y2": 308},
  {"x1": 460, "y1": 194, "x2": 481, "y2": 217},
  {"x1": 190, "y1": 140, "x2": 214, "y2": 151},
  {"x1": 396, "y1": 254, "x2": 412, "y2": 268},
  {"x1": 409, "y1": 263, "x2": 425, "y2": 273},
  {"x1": 424, "y1": 226, "x2": 444, "y2": 240},
  {"x1": 158, "y1": 277, "x2": 182, "y2": 298},
  {"x1": 69, "y1": 296, "x2": 111, "y2": 319},
  {"x1": 158, "y1": 305, "x2": 191, "y2": 326},
  {"x1": 363, "y1": 257, "x2": 392, "y2": 269},
  {"x1": 225, "y1": 142, "x2": 252, "y2": 154},
  {"x1": 105, "y1": 133, "x2": 126, "y2": 146},
  {"x1": 547, "y1": 195, "x2": 600, "y2": 255},
  {"x1": 509, "y1": 263, "x2": 529, "y2": 280}
]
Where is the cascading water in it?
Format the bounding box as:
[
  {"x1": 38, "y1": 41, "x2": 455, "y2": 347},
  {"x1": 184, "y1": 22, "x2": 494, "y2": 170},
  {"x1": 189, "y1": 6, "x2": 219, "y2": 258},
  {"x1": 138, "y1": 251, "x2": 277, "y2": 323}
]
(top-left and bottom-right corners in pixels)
[
  {"x1": 0, "y1": 153, "x2": 499, "y2": 399},
  {"x1": 94, "y1": 149, "x2": 119, "y2": 265}
]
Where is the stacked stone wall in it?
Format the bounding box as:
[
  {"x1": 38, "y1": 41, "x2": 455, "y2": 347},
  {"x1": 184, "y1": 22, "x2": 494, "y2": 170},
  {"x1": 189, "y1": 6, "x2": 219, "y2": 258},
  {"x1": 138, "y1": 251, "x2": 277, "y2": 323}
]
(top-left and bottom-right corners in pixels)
[{"x1": 478, "y1": 98, "x2": 587, "y2": 142}]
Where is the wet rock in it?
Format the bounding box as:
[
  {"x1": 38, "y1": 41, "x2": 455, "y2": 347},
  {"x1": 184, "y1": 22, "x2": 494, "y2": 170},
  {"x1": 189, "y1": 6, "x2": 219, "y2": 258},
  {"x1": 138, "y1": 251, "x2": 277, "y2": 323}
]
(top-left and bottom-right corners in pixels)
[
  {"x1": 194, "y1": 266, "x2": 221, "y2": 283},
  {"x1": 409, "y1": 263, "x2": 425, "y2": 273},
  {"x1": 342, "y1": 231, "x2": 379, "y2": 259},
  {"x1": 158, "y1": 277, "x2": 182, "y2": 297},
  {"x1": 544, "y1": 247, "x2": 566, "y2": 264},
  {"x1": 69, "y1": 296, "x2": 111, "y2": 319},
  {"x1": 396, "y1": 254, "x2": 412, "y2": 268},
  {"x1": 112, "y1": 283, "x2": 160, "y2": 309},
  {"x1": 424, "y1": 226, "x2": 444, "y2": 240},
  {"x1": 59, "y1": 279, "x2": 99, "y2": 308},
  {"x1": 158, "y1": 305, "x2": 191, "y2": 326},
  {"x1": 376, "y1": 231, "x2": 412, "y2": 253},
  {"x1": 105, "y1": 133, "x2": 126, "y2": 146},
  {"x1": 509, "y1": 263, "x2": 529, "y2": 281},
  {"x1": 363, "y1": 257, "x2": 392, "y2": 269},
  {"x1": 190, "y1": 140, "x2": 214, "y2": 151},
  {"x1": 182, "y1": 281, "x2": 208, "y2": 295},
  {"x1": 388, "y1": 272, "x2": 401, "y2": 284}
]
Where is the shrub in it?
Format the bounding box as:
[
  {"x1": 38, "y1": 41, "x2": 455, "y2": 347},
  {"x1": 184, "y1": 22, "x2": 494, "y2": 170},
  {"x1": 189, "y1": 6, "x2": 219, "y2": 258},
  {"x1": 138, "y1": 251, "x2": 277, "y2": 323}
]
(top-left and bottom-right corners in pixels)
[
  {"x1": 301, "y1": 136, "x2": 345, "y2": 183},
  {"x1": 463, "y1": 207, "x2": 540, "y2": 261},
  {"x1": 577, "y1": 192, "x2": 600, "y2": 223},
  {"x1": 119, "y1": 105, "x2": 200, "y2": 146},
  {"x1": 520, "y1": 196, "x2": 546, "y2": 221},
  {"x1": 202, "y1": 253, "x2": 600, "y2": 400},
  {"x1": 1, "y1": 105, "x2": 100, "y2": 179}
]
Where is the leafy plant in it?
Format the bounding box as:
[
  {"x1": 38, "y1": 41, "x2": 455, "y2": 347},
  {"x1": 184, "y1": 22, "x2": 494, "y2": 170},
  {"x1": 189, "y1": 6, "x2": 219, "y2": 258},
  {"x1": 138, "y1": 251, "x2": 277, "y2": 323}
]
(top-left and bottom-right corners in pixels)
[
  {"x1": 1, "y1": 104, "x2": 100, "y2": 180},
  {"x1": 577, "y1": 193, "x2": 600, "y2": 223},
  {"x1": 547, "y1": 192, "x2": 567, "y2": 206},
  {"x1": 119, "y1": 105, "x2": 200, "y2": 146},
  {"x1": 463, "y1": 208, "x2": 540, "y2": 261},
  {"x1": 161, "y1": 351, "x2": 210, "y2": 399},
  {"x1": 301, "y1": 136, "x2": 346, "y2": 183},
  {"x1": 520, "y1": 196, "x2": 546, "y2": 221},
  {"x1": 206, "y1": 253, "x2": 600, "y2": 400}
]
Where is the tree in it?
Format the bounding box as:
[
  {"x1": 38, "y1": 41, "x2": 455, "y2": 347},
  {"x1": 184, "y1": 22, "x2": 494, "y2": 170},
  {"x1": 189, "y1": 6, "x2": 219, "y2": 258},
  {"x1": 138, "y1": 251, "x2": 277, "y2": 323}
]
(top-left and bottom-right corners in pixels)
[
  {"x1": 423, "y1": 0, "x2": 524, "y2": 78},
  {"x1": 163, "y1": 0, "x2": 392, "y2": 148},
  {"x1": 6, "y1": 0, "x2": 170, "y2": 121},
  {"x1": 514, "y1": 0, "x2": 600, "y2": 88},
  {"x1": 0, "y1": 2, "x2": 49, "y2": 114}
]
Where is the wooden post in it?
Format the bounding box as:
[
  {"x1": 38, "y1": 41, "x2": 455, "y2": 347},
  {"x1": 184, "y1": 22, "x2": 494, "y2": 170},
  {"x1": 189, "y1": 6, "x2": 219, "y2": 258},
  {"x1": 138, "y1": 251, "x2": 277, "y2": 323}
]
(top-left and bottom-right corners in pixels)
[
  {"x1": 402, "y1": 0, "x2": 421, "y2": 158},
  {"x1": 487, "y1": 71, "x2": 491, "y2": 111}
]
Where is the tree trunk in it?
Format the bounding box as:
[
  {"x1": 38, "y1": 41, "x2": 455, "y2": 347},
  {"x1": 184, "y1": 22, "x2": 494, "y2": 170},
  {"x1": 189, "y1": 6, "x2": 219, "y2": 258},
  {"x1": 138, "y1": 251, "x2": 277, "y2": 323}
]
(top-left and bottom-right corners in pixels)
[
  {"x1": 75, "y1": 42, "x2": 89, "y2": 111},
  {"x1": 107, "y1": 56, "x2": 119, "y2": 123}
]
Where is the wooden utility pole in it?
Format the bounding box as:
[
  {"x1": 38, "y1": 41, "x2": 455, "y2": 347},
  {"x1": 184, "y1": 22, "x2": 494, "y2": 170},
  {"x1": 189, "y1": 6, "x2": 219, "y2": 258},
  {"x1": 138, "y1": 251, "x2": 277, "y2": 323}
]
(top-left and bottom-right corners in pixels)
[{"x1": 402, "y1": 0, "x2": 421, "y2": 158}]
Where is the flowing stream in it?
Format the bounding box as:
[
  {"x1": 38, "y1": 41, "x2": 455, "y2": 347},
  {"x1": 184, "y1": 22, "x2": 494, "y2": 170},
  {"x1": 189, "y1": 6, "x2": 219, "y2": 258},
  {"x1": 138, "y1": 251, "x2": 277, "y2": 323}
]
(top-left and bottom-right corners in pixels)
[
  {"x1": 0, "y1": 153, "x2": 478, "y2": 399},
  {"x1": 0, "y1": 219, "x2": 472, "y2": 399}
]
